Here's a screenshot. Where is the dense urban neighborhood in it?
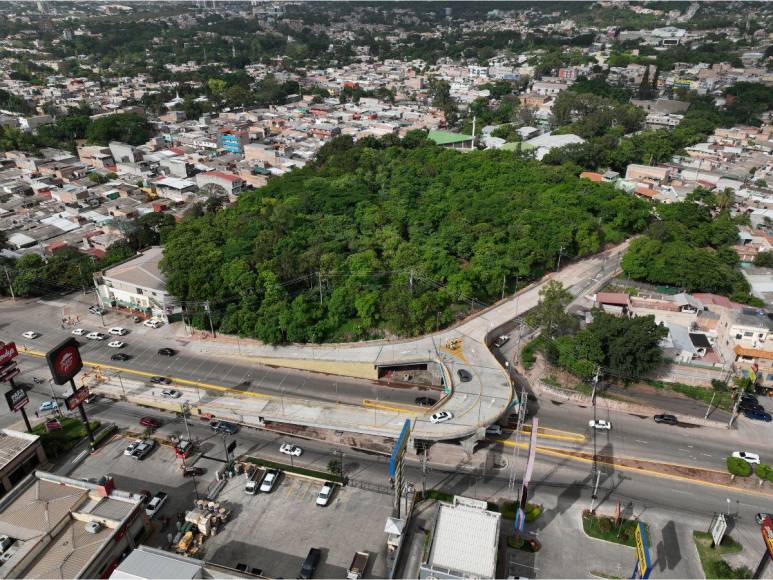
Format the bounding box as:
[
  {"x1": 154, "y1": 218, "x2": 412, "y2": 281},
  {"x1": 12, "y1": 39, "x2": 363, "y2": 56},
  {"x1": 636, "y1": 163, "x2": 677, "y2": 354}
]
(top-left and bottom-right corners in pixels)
[{"x1": 0, "y1": 2, "x2": 772, "y2": 579}]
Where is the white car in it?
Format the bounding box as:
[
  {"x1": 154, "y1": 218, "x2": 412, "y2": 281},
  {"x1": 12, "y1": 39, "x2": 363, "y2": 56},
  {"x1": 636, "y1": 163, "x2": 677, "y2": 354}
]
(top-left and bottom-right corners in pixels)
[
  {"x1": 71, "y1": 328, "x2": 87, "y2": 336},
  {"x1": 316, "y1": 482, "x2": 335, "y2": 506},
  {"x1": 22, "y1": 331, "x2": 39, "y2": 339},
  {"x1": 109, "y1": 327, "x2": 128, "y2": 336},
  {"x1": 430, "y1": 411, "x2": 454, "y2": 424},
  {"x1": 161, "y1": 389, "x2": 182, "y2": 399},
  {"x1": 589, "y1": 419, "x2": 612, "y2": 430},
  {"x1": 124, "y1": 439, "x2": 142, "y2": 456},
  {"x1": 143, "y1": 319, "x2": 163, "y2": 329},
  {"x1": 493, "y1": 335, "x2": 510, "y2": 348},
  {"x1": 145, "y1": 491, "x2": 168, "y2": 518},
  {"x1": 260, "y1": 470, "x2": 279, "y2": 493},
  {"x1": 732, "y1": 451, "x2": 760, "y2": 465},
  {"x1": 279, "y1": 443, "x2": 303, "y2": 457},
  {"x1": 245, "y1": 479, "x2": 259, "y2": 495},
  {"x1": 107, "y1": 340, "x2": 125, "y2": 348},
  {"x1": 86, "y1": 331, "x2": 106, "y2": 340}
]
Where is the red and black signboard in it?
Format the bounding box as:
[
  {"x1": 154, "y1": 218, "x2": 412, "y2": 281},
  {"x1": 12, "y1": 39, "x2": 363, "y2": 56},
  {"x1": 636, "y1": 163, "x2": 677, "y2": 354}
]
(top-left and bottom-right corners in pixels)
[
  {"x1": 65, "y1": 386, "x2": 90, "y2": 411},
  {"x1": 761, "y1": 515, "x2": 773, "y2": 559},
  {"x1": 4, "y1": 386, "x2": 29, "y2": 412},
  {"x1": 0, "y1": 361, "x2": 19, "y2": 384},
  {"x1": 46, "y1": 338, "x2": 83, "y2": 385},
  {"x1": 0, "y1": 341, "x2": 18, "y2": 367}
]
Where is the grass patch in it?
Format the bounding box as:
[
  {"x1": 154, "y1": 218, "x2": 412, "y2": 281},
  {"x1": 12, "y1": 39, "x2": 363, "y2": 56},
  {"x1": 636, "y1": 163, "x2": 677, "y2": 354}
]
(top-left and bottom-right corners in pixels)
[
  {"x1": 500, "y1": 501, "x2": 543, "y2": 523},
  {"x1": 645, "y1": 380, "x2": 733, "y2": 411},
  {"x1": 582, "y1": 510, "x2": 648, "y2": 548},
  {"x1": 93, "y1": 424, "x2": 118, "y2": 448},
  {"x1": 32, "y1": 417, "x2": 100, "y2": 458},
  {"x1": 693, "y1": 531, "x2": 751, "y2": 579},
  {"x1": 243, "y1": 457, "x2": 345, "y2": 484},
  {"x1": 521, "y1": 336, "x2": 546, "y2": 370},
  {"x1": 417, "y1": 489, "x2": 454, "y2": 503}
]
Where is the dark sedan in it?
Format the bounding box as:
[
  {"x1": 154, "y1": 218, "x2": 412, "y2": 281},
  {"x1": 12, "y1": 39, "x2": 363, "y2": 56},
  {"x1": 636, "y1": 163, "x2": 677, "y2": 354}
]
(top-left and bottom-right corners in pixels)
[
  {"x1": 157, "y1": 348, "x2": 177, "y2": 357},
  {"x1": 457, "y1": 369, "x2": 472, "y2": 383},
  {"x1": 743, "y1": 408, "x2": 772, "y2": 422},
  {"x1": 653, "y1": 414, "x2": 678, "y2": 425},
  {"x1": 111, "y1": 353, "x2": 132, "y2": 361},
  {"x1": 415, "y1": 397, "x2": 438, "y2": 407},
  {"x1": 150, "y1": 376, "x2": 172, "y2": 385},
  {"x1": 139, "y1": 416, "x2": 162, "y2": 429}
]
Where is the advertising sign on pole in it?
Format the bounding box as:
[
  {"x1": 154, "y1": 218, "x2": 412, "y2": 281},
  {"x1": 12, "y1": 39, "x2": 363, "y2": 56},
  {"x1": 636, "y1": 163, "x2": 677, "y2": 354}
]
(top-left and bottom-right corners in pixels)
[
  {"x1": 0, "y1": 342, "x2": 19, "y2": 366},
  {"x1": 4, "y1": 386, "x2": 29, "y2": 412},
  {"x1": 761, "y1": 515, "x2": 773, "y2": 560},
  {"x1": 711, "y1": 513, "x2": 728, "y2": 547},
  {"x1": 45, "y1": 338, "x2": 83, "y2": 385},
  {"x1": 389, "y1": 419, "x2": 412, "y2": 518},
  {"x1": 0, "y1": 362, "x2": 20, "y2": 383},
  {"x1": 65, "y1": 386, "x2": 90, "y2": 411},
  {"x1": 633, "y1": 521, "x2": 652, "y2": 579}
]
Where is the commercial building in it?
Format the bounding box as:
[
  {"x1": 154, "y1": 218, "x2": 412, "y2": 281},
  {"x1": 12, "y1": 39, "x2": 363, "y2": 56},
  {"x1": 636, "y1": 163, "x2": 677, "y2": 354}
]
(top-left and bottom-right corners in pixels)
[
  {"x1": 218, "y1": 127, "x2": 249, "y2": 155},
  {"x1": 110, "y1": 545, "x2": 250, "y2": 579},
  {"x1": 0, "y1": 472, "x2": 146, "y2": 579},
  {"x1": 93, "y1": 246, "x2": 179, "y2": 321},
  {"x1": 419, "y1": 496, "x2": 501, "y2": 579},
  {"x1": 0, "y1": 429, "x2": 47, "y2": 498}
]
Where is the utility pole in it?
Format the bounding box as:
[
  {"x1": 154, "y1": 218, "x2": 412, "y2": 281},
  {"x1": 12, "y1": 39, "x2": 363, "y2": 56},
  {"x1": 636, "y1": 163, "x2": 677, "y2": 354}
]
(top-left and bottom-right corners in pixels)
[
  {"x1": 705, "y1": 392, "x2": 716, "y2": 419},
  {"x1": 3, "y1": 266, "x2": 15, "y2": 302},
  {"x1": 590, "y1": 366, "x2": 601, "y2": 513},
  {"x1": 204, "y1": 301, "x2": 215, "y2": 338},
  {"x1": 409, "y1": 270, "x2": 414, "y2": 295},
  {"x1": 180, "y1": 402, "x2": 192, "y2": 442},
  {"x1": 501, "y1": 274, "x2": 506, "y2": 301},
  {"x1": 421, "y1": 447, "x2": 428, "y2": 495},
  {"x1": 556, "y1": 245, "x2": 565, "y2": 272},
  {"x1": 728, "y1": 391, "x2": 741, "y2": 429},
  {"x1": 317, "y1": 272, "x2": 322, "y2": 305}
]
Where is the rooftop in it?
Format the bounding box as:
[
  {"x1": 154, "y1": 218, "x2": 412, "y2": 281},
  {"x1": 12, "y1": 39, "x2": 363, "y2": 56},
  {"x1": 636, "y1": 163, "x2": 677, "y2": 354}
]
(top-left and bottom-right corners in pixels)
[
  {"x1": 0, "y1": 429, "x2": 39, "y2": 472},
  {"x1": 427, "y1": 130, "x2": 474, "y2": 145},
  {"x1": 100, "y1": 246, "x2": 166, "y2": 292}
]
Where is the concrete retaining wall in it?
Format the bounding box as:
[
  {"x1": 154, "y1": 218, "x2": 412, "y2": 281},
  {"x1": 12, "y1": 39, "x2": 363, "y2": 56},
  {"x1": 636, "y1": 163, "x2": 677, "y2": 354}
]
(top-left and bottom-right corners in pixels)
[{"x1": 250, "y1": 357, "x2": 379, "y2": 380}]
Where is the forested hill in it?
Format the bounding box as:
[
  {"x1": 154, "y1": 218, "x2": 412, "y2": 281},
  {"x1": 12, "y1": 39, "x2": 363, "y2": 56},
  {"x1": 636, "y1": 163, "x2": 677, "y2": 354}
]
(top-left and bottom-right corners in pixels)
[{"x1": 161, "y1": 134, "x2": 650, "y2": 343}]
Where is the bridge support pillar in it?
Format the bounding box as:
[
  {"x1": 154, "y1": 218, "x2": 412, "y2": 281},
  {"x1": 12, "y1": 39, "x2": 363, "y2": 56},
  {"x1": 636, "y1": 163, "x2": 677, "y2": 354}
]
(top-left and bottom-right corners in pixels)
[{"x1": 460, "y1": 429, "x2": 485, "y2": 456}]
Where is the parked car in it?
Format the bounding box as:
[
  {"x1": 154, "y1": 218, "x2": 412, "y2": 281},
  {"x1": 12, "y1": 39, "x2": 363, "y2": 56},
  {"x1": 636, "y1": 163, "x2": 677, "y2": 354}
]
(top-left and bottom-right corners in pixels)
[
  {"x1": 316, "y1": 482, "x2": 335, "y2": 507},
  {"x1": 260, "y1": 469, "x2": 279, "y2": 493},
  {"x1": 86, "y1": 331, "x2": 106, "y2": 340},
  {"x1": 150, "y1": 376, "x2": 172, "y2": 385},
  {"x1": 88, "y1": 305, "x2": 104, "y2": 315},
  {"x1": 111, "y1": 353, "x2": 132, "y2": 361},
  {"x1": 107, "y1": 340, "x2": 125, "y2": 348},
  {"x1": 161, "y1": 389, "x2": 182, "y2": 398},
  {"x1": 457, "y1": 369, "x2": 472, "y2": 382},
  {"x1": 38, "y1": 400, "x2": 58, "y2": 413},
  {"x1": 732, "y1": 451, "x2": 760, "y2": 465},
  {"x1": 132, "y1": 440, "x2": 156, "y2": 460},
  {"x1": 71, "y1": 328, "x2": 87, "y2": 336},
  {"x1": 145, "y1": 491, "x2": 167, "y2": 518},
  {"x1": 22, "y1": 331, "x2": 39, "y2": 339},
  {"x1": 279, "y1": 443, "x2": 303, "y2": 457},
  {"x1": 299, "y1": 547, "x2": 322, "y2": 579},
  {"x1": 492, "y1": 335, "x2": 510, "y2": 348},
  {"x1": 245, "y1": 478, "x2": 259, "y2": 495},
  {"x1": 124, "y1": 439, "x2": 142, "y2": 456},
  {"x1": 589, "y1": 419, "x2": 612, "y2": 430},
  {"x1": 109, "y1": 327, "x2": 128, "y2": 336},
  {"x1": 430, "y1": 410, "x2": 453, "y2": 424},
  {"x1": 485, "y1": 424, "x2": 503, "y2": 436},
  {"x1": 653, "y1": 414, "x2": 678, "y2": 425},
  {"x1": 182, "y1": 466, "x2": 205, "y2": 478},
  {"x1": 744, "y1": 408, "x2": 772, "y2": 422},
  {"x1": 415, "y1": 396, "x2": 437, "y2": 407},
  {"x1": 139, "y1": 416, "x2": 162, "y2": 429},
  {"x1": 210, "y1": 420, "x2": 238, "y2": 434},
  {"x1": 157, "y1": 348, "x2": 176, "y2": 357},
  {"x1": 144, "y1": 319, "x2": 163, "y2": 329}
]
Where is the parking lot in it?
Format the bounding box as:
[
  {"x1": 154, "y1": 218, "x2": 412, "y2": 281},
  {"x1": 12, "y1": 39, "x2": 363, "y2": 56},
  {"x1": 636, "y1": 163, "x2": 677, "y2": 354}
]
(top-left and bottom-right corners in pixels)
[{"x1": 201, "y1": 472, "x2": 390, "y2": 579}]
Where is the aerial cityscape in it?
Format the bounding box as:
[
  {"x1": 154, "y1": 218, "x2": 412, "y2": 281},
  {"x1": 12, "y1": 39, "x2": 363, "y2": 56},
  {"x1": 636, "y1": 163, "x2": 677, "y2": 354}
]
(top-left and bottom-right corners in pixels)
[{"x1": 0, "y1": 1, "x2": 772, "y2": 578}]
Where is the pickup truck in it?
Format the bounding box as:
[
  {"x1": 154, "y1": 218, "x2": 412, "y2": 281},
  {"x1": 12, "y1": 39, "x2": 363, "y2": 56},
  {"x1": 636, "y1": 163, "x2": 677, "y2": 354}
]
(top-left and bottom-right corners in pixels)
[{"x1": 346, "y1": 551, "x2": 369, "y2": 580}]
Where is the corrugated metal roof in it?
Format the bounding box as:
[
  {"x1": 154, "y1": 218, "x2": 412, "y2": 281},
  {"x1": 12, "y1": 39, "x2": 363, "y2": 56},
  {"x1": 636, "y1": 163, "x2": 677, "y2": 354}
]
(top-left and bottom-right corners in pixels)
[
  {"x1": 0, "y1": 430, "x2": 37, "y2": 472},
  {"x1": 110, "y1": 546, "x2": 203, "y2": 579}
]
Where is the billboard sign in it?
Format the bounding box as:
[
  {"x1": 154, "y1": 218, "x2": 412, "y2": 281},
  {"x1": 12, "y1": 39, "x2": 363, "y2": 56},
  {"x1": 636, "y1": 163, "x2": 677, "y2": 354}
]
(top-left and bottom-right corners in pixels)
[
  {"x1": 711, "y1": 513, "x2": 727, "y2": 547},
  {"x1": 0, "y1": 342, "x2": 19, "y2": 366},
  {"x1": 389, "y1": 419, "x2": 411, "y2": 478},
  {"x1": 65, "y1": 386, "x2": 90, "y2": 411},
  {"x1": 4, "y1": 387, "x2": 29, "y2": 412},
  {"x1": 0, "y1": 362, "x2": 20, "y2": 383},
  {"x1": 634, "y1": 521, "x2": 652, "y2": 579},
  {"x1": 46, "y1": 338, "x2": 83, "y2": 385},
  {"x1": 761, "y1": 515, "x2": 773, "y2": 560}
]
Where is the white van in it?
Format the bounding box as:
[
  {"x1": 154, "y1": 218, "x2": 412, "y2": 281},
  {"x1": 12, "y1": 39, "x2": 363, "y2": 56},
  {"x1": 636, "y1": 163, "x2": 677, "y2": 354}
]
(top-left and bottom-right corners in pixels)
[{"x1": 485, "y1": 425, "x2": 503, "y2": 436}]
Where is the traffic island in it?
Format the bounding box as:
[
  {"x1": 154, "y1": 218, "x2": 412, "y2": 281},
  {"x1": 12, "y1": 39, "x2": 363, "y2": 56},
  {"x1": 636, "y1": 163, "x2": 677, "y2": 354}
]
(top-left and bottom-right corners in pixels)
[
  {"x1": 692, "y1": 531, "x2": 752, "y2": 579},
  {"x1": 581, "y1": 510, "x2": 648, "y2": 548},
  {"x1": 32, "y1": 417, "x2": 100, "y2": 458}
]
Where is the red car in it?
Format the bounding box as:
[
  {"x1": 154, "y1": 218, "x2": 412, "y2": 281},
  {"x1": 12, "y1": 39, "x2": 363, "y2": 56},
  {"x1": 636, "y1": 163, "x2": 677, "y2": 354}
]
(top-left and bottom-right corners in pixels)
[{"x1": 139, "y1": 416, "x2": 162, "y2": 429}]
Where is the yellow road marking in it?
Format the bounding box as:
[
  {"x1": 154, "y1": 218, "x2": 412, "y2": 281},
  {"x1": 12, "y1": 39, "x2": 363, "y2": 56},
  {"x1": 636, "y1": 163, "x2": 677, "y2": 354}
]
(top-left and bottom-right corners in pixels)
[
  {"x1": 496, "y1": 438, "x2": 773, "y2": 499},
  {"x1": 361, "y1": 400, "x2": 421, "y2": 414},
  {"x1": 506, "y1": 427, "x2": 586, "y2": 442}
]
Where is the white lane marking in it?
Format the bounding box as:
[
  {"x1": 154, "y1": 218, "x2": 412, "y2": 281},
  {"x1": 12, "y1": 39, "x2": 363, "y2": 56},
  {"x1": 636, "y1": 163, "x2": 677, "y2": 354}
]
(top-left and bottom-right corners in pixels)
[
  {"x1": 635, "y1": 440, "x2": 648, "y2": 444},
  {"x1": 71, "y1": 450, "x2": 88, "y2": 464}
]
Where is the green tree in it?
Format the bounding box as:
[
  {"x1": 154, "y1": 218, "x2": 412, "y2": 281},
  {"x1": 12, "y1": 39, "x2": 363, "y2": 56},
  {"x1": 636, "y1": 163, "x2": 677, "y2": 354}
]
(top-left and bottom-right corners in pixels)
[
  {"x1": 726, "y1": 456, "x2": 752, "y2": 478},
  {"x1": 525, "y1": 281, "x2": 577, "y2": 338}
]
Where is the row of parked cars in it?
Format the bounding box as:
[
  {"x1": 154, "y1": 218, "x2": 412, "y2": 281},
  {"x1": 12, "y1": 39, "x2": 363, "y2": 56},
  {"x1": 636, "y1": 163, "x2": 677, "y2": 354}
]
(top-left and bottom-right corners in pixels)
[{"x1": 244, "y1": 467, "x2": 335, "y2": 507}]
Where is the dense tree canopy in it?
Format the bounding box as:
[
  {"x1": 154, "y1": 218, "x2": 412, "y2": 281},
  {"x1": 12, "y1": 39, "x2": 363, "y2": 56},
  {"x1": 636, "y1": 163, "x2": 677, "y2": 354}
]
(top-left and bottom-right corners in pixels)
[{"x1": 161, "y1": 135, "x2": 651, "y2": 344}]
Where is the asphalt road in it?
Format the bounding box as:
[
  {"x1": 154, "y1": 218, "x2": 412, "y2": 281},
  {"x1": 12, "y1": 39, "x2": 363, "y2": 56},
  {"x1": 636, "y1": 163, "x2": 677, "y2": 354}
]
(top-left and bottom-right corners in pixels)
[{"x1": 0, "y1": 295, "x2": 431, "y2": 409}]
